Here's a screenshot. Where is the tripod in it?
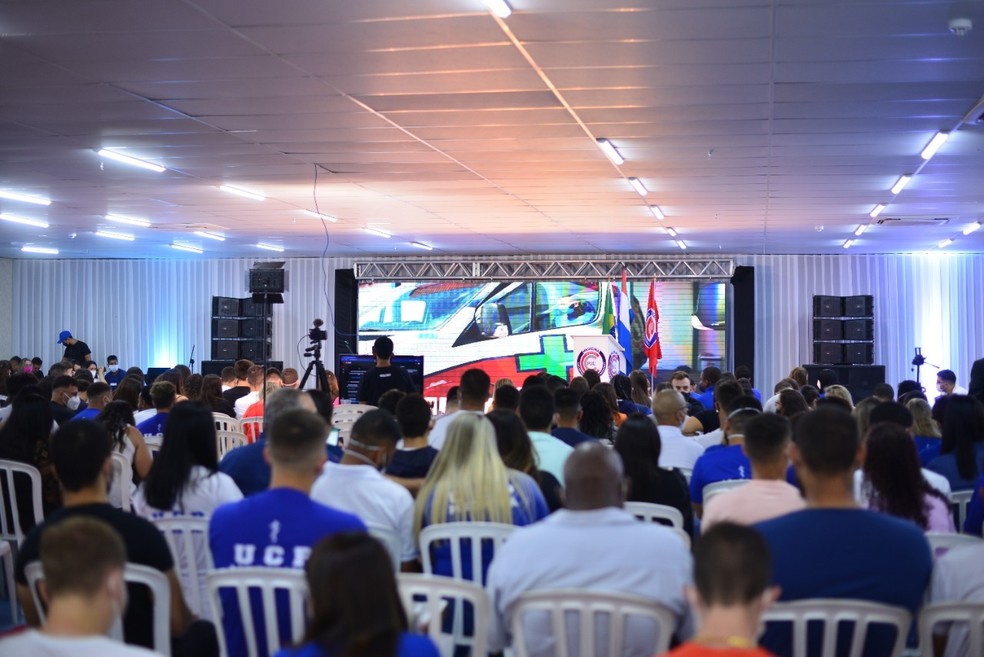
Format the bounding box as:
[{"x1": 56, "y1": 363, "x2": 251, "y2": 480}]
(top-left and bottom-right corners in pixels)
[{"x1": 300, "y1": 342, "x2": 330, "y2": 392}]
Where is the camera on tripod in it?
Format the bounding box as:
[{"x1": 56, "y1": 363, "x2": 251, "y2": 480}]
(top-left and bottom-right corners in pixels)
[{"x1": 300, "y1": 319, "x2": 331, "y2": 392}]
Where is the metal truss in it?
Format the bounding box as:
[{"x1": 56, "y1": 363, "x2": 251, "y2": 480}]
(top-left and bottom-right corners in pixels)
[{"x1": 354, "y1": 256, "x2": 734, "y2": 281}]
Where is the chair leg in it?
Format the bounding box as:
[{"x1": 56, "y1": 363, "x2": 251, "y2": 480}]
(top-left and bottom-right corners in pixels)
[{"x1": 0, "y1": 543, "x2": 16, "y2": 625}]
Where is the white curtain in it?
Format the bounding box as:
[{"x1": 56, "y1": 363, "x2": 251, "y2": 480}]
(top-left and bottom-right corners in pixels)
[
  {"x1": 737, "y1": 254, "x2": 984, "y2": 394},
  {"x1": 12, "y1": 256, "x2": 353, "y2": 374}
]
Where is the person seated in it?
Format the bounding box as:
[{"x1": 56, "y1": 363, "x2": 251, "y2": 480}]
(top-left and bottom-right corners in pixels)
[
  {"x1": 755, "y1": 407, "x2": 932, "y2": 657},
  {"x1": 200, "y1": 374, "x2": 236, "y2": 418},
  {"x1": 48, "y1": 375, "x2": 79, "y2": 426},
  {"x1": 311, "y1": 410, "x2": 418, "y2": 571},
  {"x1": 387, "y1": 393, "x2": 439, "y2": 479},
  {"x1": 652, "y1": 389, "x2": 705, "y2": 471},
  {"x1": 491, "y1": 383, "x2": 520, "y2": 412},
  {"x1": 135, "y1": 380, "x2": 176, "y2": 436},
  {"x1": 612, "y1": 373, "x2": 650, "y2": 415},
  {"x1": 221, "y1": 359, "x2": 253, "y2": 405},
  {"x1": 487, "y1": 409, "x2": 563, "y2": 512},
  {"x1": 908, "y1": 397, "x2": 942, "y2": 464},
  {"x1": 860, "y1": 422, "x2": 954, "y2": 532},
  {"x1": 377, "y1": 388, "x2": 406, "y2": 416},
  {"x1": 233, "y1": 365, "x2": 266, "y2": 419},
  {"x1": 0, "y1": 517, "x2": 161, "y2": 657},
  {"x1": 0, "y1": 390, "x2": 61, "y2": 520},
  {"x1": 665, "y1": 522, "x2": 779, "y2": 656},
  {"x1": 97, "y1": 401, "x2": 153, "y2": 508},
  {"x1": 427, "y1": 369, "x2": 490, "y2": 450},
  {"x1": 518, "y1": 385, "x2": 573, "y2": 486},
  {"x1": 614, "y1": 413, "x2": 693, "y2": 536},
  {"x1": 273, "y1": 532, "x2": 438, "y2": 657},
  {"x1": 486, "y1": 443, "x2": 694, "y2": 654},
  {"x1": 578, "y1": 390, "x2": 616, "y2": 443},
  {"x1": 690, "y1": 380, "x2": 744, "y2": 448},
  {"x1": 701, "y1": 414, "x2": 804, "y2": 531},
  {"x1": 551, "y1": 387, "x2": 597, "y2": 447},
  {"x1": 689, "y1": 396, "x2": 762, "y2": 518},
  {"x1": 926, "y1": 395, "x2": 984, "y2": 491},
  {"x1": 72, "y1": 381, "x2": 112, "y2": 421}
]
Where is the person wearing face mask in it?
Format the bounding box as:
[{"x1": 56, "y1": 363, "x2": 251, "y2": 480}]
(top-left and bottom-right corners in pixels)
[
  {"x1": 104, "y1": 354, "x2": 125, "y2": 390},
  {"x1": 653, "y1": 388, "x2": 705, "y2": 471},
  {"x1": 49, "y1": 375, "x2": 81, "y2": 426},
  {"x1": 310, "y1": 409, "x2": 418, "y2": 571},
  {"x1": 56, "y1": 330, "x2": 92, "y2": 364},
  {"x1": 0, "y1": 517, "x2": 162, "y2": 657}
]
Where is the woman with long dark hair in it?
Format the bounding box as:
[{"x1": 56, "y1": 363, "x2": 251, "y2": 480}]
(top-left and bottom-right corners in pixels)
[
  {"x1": 112, "y1": 375, "x2": 143, "y2": 411},
  {"x1": 776, "y1": 389, "x2": 809, "y2": 418},
  {"x1": 613, "y1": 413, "x2": 693, "y2": 536},
  {"x1": 486, "y1": 409, "x2": 562, "y2": 512},
  {"x1": 579, "y1": 391, "x2": 615, "y2": 443},
  {"x1": 0, "y1": 392, "x2": 60, "y2": 521},
  {"x1": 628, "y1": 370, "x2": 652, "y2": 409},
  {"x1": 594, "y1": 382, "x2": 628, "y2": 428},
  {"x1": 862, "y1": 422, "x2": 953, "y2": 531},
  {"x1": 927, "y1": 395, "x2": 984, "y2": 490},
  {"x1": 274, "y1": 533, "x2": 438, "y2": 657},
  {"x1": 96, "y1": 401, "x2": 152, "y2": 507},
  {"x1": 200, "y1": 374, "x2": 236, "y2": 417},
  {"x1": 612, "y1": 374, "x2": 649, "y2": 415}
]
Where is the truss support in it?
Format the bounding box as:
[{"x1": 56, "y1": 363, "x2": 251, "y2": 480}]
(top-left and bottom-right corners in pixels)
[{"x1": 354, "y1": 256, "x2": 734, "y2": 281}]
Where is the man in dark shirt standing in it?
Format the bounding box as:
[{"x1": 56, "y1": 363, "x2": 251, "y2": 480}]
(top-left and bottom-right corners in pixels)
[
  {"x1": 357, "y1": 336, "x2": 415, "y2": 406},
  {"x1": 57, "y1": 330, "x2": 92, "y2": 364}
]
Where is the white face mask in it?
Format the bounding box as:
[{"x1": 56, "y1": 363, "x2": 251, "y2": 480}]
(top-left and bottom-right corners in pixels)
[
  {"x1": 67, "y1": 394, "x2": 81, "y2": 411},
  {"x1": 108, "y1": 364, "x2": 119, "y2": 373}
]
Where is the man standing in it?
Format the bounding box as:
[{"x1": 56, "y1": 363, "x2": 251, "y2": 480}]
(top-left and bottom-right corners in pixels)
[
  {"x1": 210, "y1": 409, "x2": 365, "y2": 657},
  {"x1": 652, "y1": 389, "x2": 705, "y2": 471},
  {"x1": 427, "y1": 368, "x2": 490, "y2": 449},
  {"x1": 57, "y1": 330, "x2": 92, "y2": 364},
  {"x1": 357, "y1": 336, "x2": 415, "y2": 406},
  {"x1": 486, "y1": 443, "x2": 694, "y2": 653},
  {"x1": 518, "y1": 385, "x2": 574, "y2": 486},
  {"x1": 104, "y1": 354, "x2": 125, "y2": 390}
]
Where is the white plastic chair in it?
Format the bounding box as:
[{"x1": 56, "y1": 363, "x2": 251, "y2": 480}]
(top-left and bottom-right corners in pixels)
[
  {"x1": 206, "y1": 567, "x2": 307, "y2": 657},
  {"x1": 109, "y1": 451, "x2": 133, "y2": 511},
  {"x1": 213, "y1": 413, "x2": 241, "y2": 434},
  {"x1": 25, "y1": 561, "x2": 172, "y2": 655},
  {"x1": 0, "y1": 542, "x2": 15, "y2": 623},
  {"x1": 0, "y1": 459, "x2": 44, "y2": 549},
  {"x1": 153, "y1": 516, "x2": 213, "y2": 619},
  {"x1": 925, "y1": 532, "x2": 983, "y2": 558},
  {"x1": 624, "y1": 501, "x2": 684, "y2": 529},
  {"x1": 398, "y1": 573, "x2": 489, "y2": 657},
  {"x1": 919, "y1": 602, "x2": 984, "y2": 657},
  {"x1": 510, "y1": 589, "x2": 677, "y2": 657},
  {"x1": 950, "y1": 490, "x2": 973, "y2": 530},
  {"x1": 702, "y1": 479, "x2": 749, "y2": 505},
  {"x1": 240, "y1": 417, "x2": 264, "y2": 442},
  {"x1": 216, "y1": 429, "x2": 248, "y2": 459},
  {"x1": 368, "y1": 523, "x2": 403, "y2": 571},
  {"x1": 677, "y1": 466, "x2": 693, "y2": 484},
  {"x1": 762, "y1": 598, "x2": 912, "y2": 657},
  {"x1": 419, "y1": 521, "x2": 516, "y2": 585},
  {"x1": 333, "y1": 403, "x2": 376, "y2": 418},
  {"x1": 143, "y1": 433, "x2": 164, "y2": 457},
  {"x1": 332, "y1": 417, "x2": 357, "y2": 447}
]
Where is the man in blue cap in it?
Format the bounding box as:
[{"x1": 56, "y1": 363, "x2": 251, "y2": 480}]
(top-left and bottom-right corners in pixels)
[{"x1": 57, "y1": 330, "x2": 92, "y2": 364}]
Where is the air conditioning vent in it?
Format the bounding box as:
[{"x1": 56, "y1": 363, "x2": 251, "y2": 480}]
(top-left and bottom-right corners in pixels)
[{"x1": 876, "y1": 216, "x2": 950, "y2": 226}]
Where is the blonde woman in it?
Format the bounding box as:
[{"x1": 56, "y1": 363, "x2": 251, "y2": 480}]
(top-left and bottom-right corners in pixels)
[
  {"x1": 823, "y1": 384, "x2": 854, "y2": 410},
  {"x1": 908, "y1": 397, "x2": 942, "y2": 465},
  {"x1": 414, "y1": 413, "x2": 548, "y2": 580}
]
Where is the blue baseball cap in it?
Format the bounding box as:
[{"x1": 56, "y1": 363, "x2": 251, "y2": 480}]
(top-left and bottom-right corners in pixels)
[{"x1": 57, "y1": 330, "x2": 72, "y2": 344}]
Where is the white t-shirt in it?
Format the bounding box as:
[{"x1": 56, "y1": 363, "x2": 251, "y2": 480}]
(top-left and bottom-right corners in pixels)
[
  {"x1": 132, "y1": 408, "x2": 156, "y2": 425},
  {"x1": 310, "y1": 462, "x2": 418, "y2": 562},
  {"x1": 696, "y1": 427, "x2": 724, "y2": 449},
  {"x1": 427, "y1": 409, "x2": 484, "y2": 450},
  {"x1": 656, "y1": 425, "x2": 705, "y2": 470},
  {"x1": 930, "y1": 544, "x2": 984, "y2": 657},
  {"x1": 234, "y1": 391, "x2": 260, "y2": 418},
  {"x1": 0, "y1": 630, "x2": 159, "y2": 657},
  {"x1": 701, "y1": 479, "x2": 806, "y2": 531}
]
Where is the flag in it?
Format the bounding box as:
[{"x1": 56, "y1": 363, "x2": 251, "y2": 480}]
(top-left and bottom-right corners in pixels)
[
  {"x1": 617, "y1": 271, "x2": 633, "y2": 371},
  {"x1": 602, "y1": 282, "x2": 616, "y2": 337},
  {"x1": 643, "y1": 279, "x2": 663, "y2": 375}
]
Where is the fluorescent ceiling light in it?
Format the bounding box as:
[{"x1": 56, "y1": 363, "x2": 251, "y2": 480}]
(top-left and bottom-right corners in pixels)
[
  {"x1": 21, "y1": 246, "x2": 58, "y2": 255},
  {"x1": 666, "y1": 227, "x2": 678, "y2": 237},
  {"x1": 854, "y1": 224, "x2": 868, "y2": 237},
  {"x1": 303, "y1": 210, "x2": 337, "y2": 222},
  {"x1": 364, "y1": 227, "x2": 392, "y2": 238},
  {"x1": 890, "y1": 175, "x2": 911, "y2": 195},
  {"x1": 596, "y1": 139, "x2": 625, "y2": 165},
  {"x1": 484, "y1": 0, "x2": 512, "y2": 18},
  {"x1": 0, "y1": 190, "x2": 51, "y2": 206},
  {"x1": 869, "y1": 204, "x2": 886, "y2": 218},
  {"x1": 95, "y1": 229, "x2": 134, "y2": 241},
  {"x1": 962, "y1": 222, "x2": 982, "y2": 236},
  {"x1": 920, "y1": 132, "x2": 950, "y2": 160},
  {"x1": 194, "y1": 230, "x2": 225, "y2": 241},
  {"x1": 938, "y1": 238, "x2": 953, "y2": 248},
  {"x1": 843, "y1": 239, "x2": 855, "y2": 249},
  {"x1": 219, "y1": 185, "x2": 265, "y2": 201},
  {"x1": 628, "y1": 177, "x2": 648, "y2": 197},
  {"x1": 649, "y1": 205, "x2": 665, "y2": 220},
  {"x1": 105, "y1": 213, "x2": 151, "y2": 228},
  {"x1": 0, "y1": 213, "x2": 48, "y2": 228},
  {"x1": 171, "y1": 243, "x2": 203, "y2": 254},
  {"x1": 97, "y1": 148, "x2": 166, "y2": 173},
  {"x1": 676, "y1": 240, "x2": 687, "y2": 250},
  {"x1": 256, "y1": 242, "x2": 284, "y2": 252},
  {"x1": 411, "y1": 241, "x2": 433, "y2": 250}
]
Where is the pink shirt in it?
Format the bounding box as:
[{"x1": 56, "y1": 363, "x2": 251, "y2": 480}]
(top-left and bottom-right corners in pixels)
[{"x1": 701, "y1": 480, "x2": 806, "y2": 531}]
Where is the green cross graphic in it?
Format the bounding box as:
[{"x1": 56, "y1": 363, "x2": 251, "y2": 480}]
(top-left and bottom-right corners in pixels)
[{"x1": 516, "y1": 335, "x2": 572, "y2": 379}]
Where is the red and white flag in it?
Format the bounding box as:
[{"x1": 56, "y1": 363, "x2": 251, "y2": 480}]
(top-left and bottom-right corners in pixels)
[{"x1": 642, "y1": 279, "x2": 662, "y2": 375}]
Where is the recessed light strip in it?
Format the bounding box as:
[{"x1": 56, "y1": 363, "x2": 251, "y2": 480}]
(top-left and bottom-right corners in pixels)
[
  {"x1": 220, "y1": 185, "x2": 265, "y2": 201},
  {"x1": 303, "y1": 210, "x2": 337, "y2": 222},
  {"x1": 256, "y1": 242, "x2": 284, "y2": 252},
  {"x1": 21, "y1": 246, "x2": 58, "y2": 255},
  {"x1": 854, "y1": 224, "x2": 868, "y2": 237},
  {"x1": 171, "y1": 243, "x2": 203, "y2": 254},
  {"x1": 0, "y1": 190, "x2": 51, "y2": 206},
  {"x1": 649, "y1": 205, "x2": 665, "y2": 220},
  {"x1": 97, "y1": 148, "x2": 166, "y2": 173},
  {"x1": 105, "y1": 213, "x2": 151, "y2": 228},
  {"x1": 483, "y1": 0, "x2": 512, "y2": 18},
  {"x1": 596, "y1": 139, "x2": 625, "y2": 165},
  {"x1": 938, "y1": 238, "x2": 953, "y2": 249},
  {"x1": 869, "y1": 204, "x2": 886, "y2": 219},
  {"x1": 843, "y1": 239, "x2": 855, "y2": 249},
  {"x1": 920, "y1": 132, "x2": 950, "y2": 160},
  {"x1": 628, "y1": 177, "x2": 648, "y2": 197},
  {"x1": 364, "y1": 227, "x2": 392, "y2": 238},
  {"x1": 0, "y1": 213, "x2": 48, "y2": 228},
  {"x1": 676, "y1": 240, "x2": 687, "y2": 250},
  {"x1": 963, "y1": 222, "x2": 982, "y2": 236},
  {"x1": 194, "y1": 230, "x2": 226, "y2": 241},
  {"x1": 890, "y1": 175, "x2": 911, "y2": 195},
  {"x1": 95, "y1": 229, "x2": 135, "y2": 241},
  {"x1": 411, "y1": 241, "x2": 432, "y2": 251}
]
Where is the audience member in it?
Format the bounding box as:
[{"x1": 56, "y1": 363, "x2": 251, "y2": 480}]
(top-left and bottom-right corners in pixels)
[
  {"x1": 702, "y1": 414, "x2": 804, "y2": 531},
  {"x1": 568, "y1": 375, "x2": 589, "y2": 396},
  {"x1": 776, "y1": 388, "x2": 808, "y2": 418},
  {"x1": 486, "y1": 442, "x2": 693, "y2": 653},
  {"x1": 280, "y1": 367, "x2": 300, "y2": 390},
  {"x1": 221, "y1": 359, "x2": 253, "y2": 405},
  {"x1": 578, "y1": 390, "x2": 615, "y2": 443},
  {"x1": 311, "y1": 410, "x2": 418, "y2": 570},
  {"x1": 0, "y1": 392, "x2": 60, "y2": 519},
  {"x1": 689, "y1": 396, "x2": 762, "y2": 518},
  {"x1": 693, "y1": 379, "x2": 745, "y2": 449},
  {"x1": 755, "y1": 406, "x2": 932, "y2": 657},
  {"x1": 594, "y1": 381, "x2": 627, "y2": 428},
  {"x1": 551, "y1": 387, "x2": 596, "y2": 447},
  {"x1": 851, "y1": 396, "x2": 880, "y2": 439},
  {"x1": 494, "y1": 377, "x2": 514, "y2": 390},
  {"x1": 0, "y1": 517, "x2": 163, "y2": 657},
  {"x1": 49, "y1": 374, "x2": 79, "y2": 425},
  {"x1": 233, "y1": 365, "x2": 266, "y2": 418},
  {"x1": 376, "y1": 388, "x2": 406, "y2": 416},
  {"x1": 487, "y1": 408, "x2": 563, "y2": 512},
  {"x1": 184, "y1": 373, "x2": 203, "y2": 401},
  {"x1": 518, "y1": 384, "x2": 573, "y2": 486},
  {"x1": 615, "y1": 413, "x2": 693, "y2": 536},
  {"x1": 219, "y1": 367, "x2": 236, "y2": 391},
  {"x1": 136, "y1": 380, "x2": 175, "y2": 435},
  {"x1": 104, "y1": 354, "x2": 125, "y2": 390},
  {"x1": 816, "y1": 368, "x2": 838, "y2": 392},
  {"x1": 927, "y1": 394, "x2": 984, "y2": 491},
  {"x1": 72, "y1": 381, "x2": 112, "y2": 421},
  {"x1": 799, "y1": 384, "x2": 820, "y2": 409},
  {"x1": 200, "y1": 373, "x2": 236, "y2": 417},
  {"x1": 388, "y1": 393, "x2": 439, "y2": 479},
  {"x1": 665, "y1": 523, "x2": 778, "y2": 656},
  {"x1": 872, "y1": 382, "x2": 895, "y2": 402},
  {"x1": 156, "y1": 369, "x2": 188, "y2": 403},
  {"x1": 210, "y1": 409, "x2": 366, "y2": 657},
  {"x1": 971, "y1": 358, "x2": 984, "y2": 405},
  {"x1": 761, "y1": 377, "x2": 797, "y2": 414},
  {"x1": 491, "y1": 383, "x2": 520, "y2": 411},
  {"x1": 133, "y1": 384, "x2": 156, "y2": 423},
  {"x1": 908, "y1": 397, "x2": 941, "y2": 464},
  {"x1": 305, "y1": 389, "x2": 342, "y2": 463},
  {"x1": 613, "y1": 373, "x2": 649, "y2": 415},
  {"x1": 691, "y1": 366, "x2": 721, "y2": 411},
  {"x1": 582, "y1": 368, "x2": 601, "y2": 389},
  {"x1": 98, "y1": 401, "x2": 152, "y2": 508},
  {"x1": 273, "y1": 532, "x2": 438, "y2": 657},
  {"x1": 671, "y1": 371, "x2": 692, "y2": 394},
  {"x1": 112, "y1": 376, "x2": 143, "y2": 413},
  {"x1": 822, "y1": 384, "x2": 853, "y2": 409},
  {"x1": 357, "y1": 336, "x2": 416, "y2": 406},
  {"x1": 936, "y1": 369, "x2": 968, "y2": 396},
  {"x1": 652, "y1": 389, "x2": 705, "y2": 471},
  {"x1": 427, "y1": 368, "x2": 490, "y2": 449},
  {"x1": 861, "y1": 422, "x2": 954, "y2": 532},
  {"x1": 414, "y1": 413, "x2": 547, "y2": 582},
  {"x1": 443, "y1": 385, "x2": 460, "y2": 415}
]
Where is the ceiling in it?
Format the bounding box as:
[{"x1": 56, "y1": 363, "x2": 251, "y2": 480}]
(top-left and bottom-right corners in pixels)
[{"x1": 1, "y1": 0, "x2": 983, "y2": 260}]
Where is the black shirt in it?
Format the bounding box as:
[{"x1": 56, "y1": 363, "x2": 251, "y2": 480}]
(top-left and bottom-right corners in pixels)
[
  {"x1": 386, "y1": 446, "x2": 439, "y2": 478},
  {"x1": 63, "y1": 340, "x2": 91, "y2": 363},
  {"x1": 15, "y1": 503, "x2": 174, "y2": 649},
  {"x1": 357, "y1": 365, "x2": 415, "y2": 406},
  {"x1": 222, "y1": 385, "x2": 251, "y2": 405},
  {"x1": 551, "y1": 427, "x2": 599, "y2": 448},
  {"x1": 49, "y1": 401, "x2": 75, "y2": 426},
  {"x1": 627, "y1": 468, "x2": 694, "y2": 537}
]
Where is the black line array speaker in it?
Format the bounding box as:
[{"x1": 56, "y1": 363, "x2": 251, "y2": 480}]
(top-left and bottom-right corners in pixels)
[
  {"x1": 813, "y1": 296, "x2": 843, "y2": 317},
  {"x1": 844, "y1": 343, "x2": 874, "y2": 365},
  {"x1": 814, "y1": 343, "x2": 843, "y2": 365},
  {"x1": 210, "y1": 295, "x2": 273, "y2": 362},
  {"x1": 334, "y1": 269, "x2": 358, "y2": 360},
  {"x1": 211, "y1": 319, "x2": 240, "y2": 338},
  {"x1": 813, "y1": 319, "x2": 843, "y2": 341},
  {"x1": 812, "y1": 294, "x2": 876, "y2": 369},
  {"x1": 844, "y1": 319, "x2": 874, "y2": 341},
  {"x1": 844, "y1": 295, "x2": 874, "y2": 317},
  {"x1": 730, "y1": 266, "x2": 755, "y2": 376},
  {"x1": 804, "y1": 364, "x2": 885, "y2": 401},
  {"x1": 212, "y1": 297, "x2": 240, "y2": 318},
  {"x1": 211, "y1": 340, "x2": 239, "y2": 360}
]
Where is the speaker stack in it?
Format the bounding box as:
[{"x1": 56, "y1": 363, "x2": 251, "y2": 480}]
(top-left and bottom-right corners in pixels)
[
  {"x1": 208, "y1": 296, "x2": 272, "y2": 363},
  {"x1": 807, "y1": 294, "x2": 884, "y2": 401}
]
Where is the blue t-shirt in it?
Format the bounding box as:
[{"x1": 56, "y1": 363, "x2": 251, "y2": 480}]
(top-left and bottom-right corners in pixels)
[
  {"x1": 691, "y1": 387, "x2": 715, "y2": 412},
  {"x1": 551, "y1": 427, "x2": 598, "y2": 448},
  {"x1": 755, "y1": 508, "x2": 932, "y2": 657},
  {"x1": 689, "y1": 445, "x2": 751, "y2": 504},
  {"x1": 274, "y1": 632, "x2": 439, "y2": 657},
  {"x1": 220, "y1": 435, "x2": 342, "y2": 497},
  {"x1": 964, "y1": 476, "x2": 984, "y2": 535},
  {"x1": 926, "y1": 443, "x2": 984, "y2": 490},
  {"x1": 916, "y1": 437, "x2": 942, "y2": 467},
  {"x1": 386, "y1": 446, "x2": 439, "y2": 479},
  {"x1": 136, "y1": 411, "x2": 168, "y2": 436},
  {"x1": 210, "y1": 488, "x2": 367, "y2": 657},
  {"x1": 105, "y1": 369, "x2": 126, "y2": 389},
  {"x1": 71, "y1": 407, "x2": 102, "y2": 422}
]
